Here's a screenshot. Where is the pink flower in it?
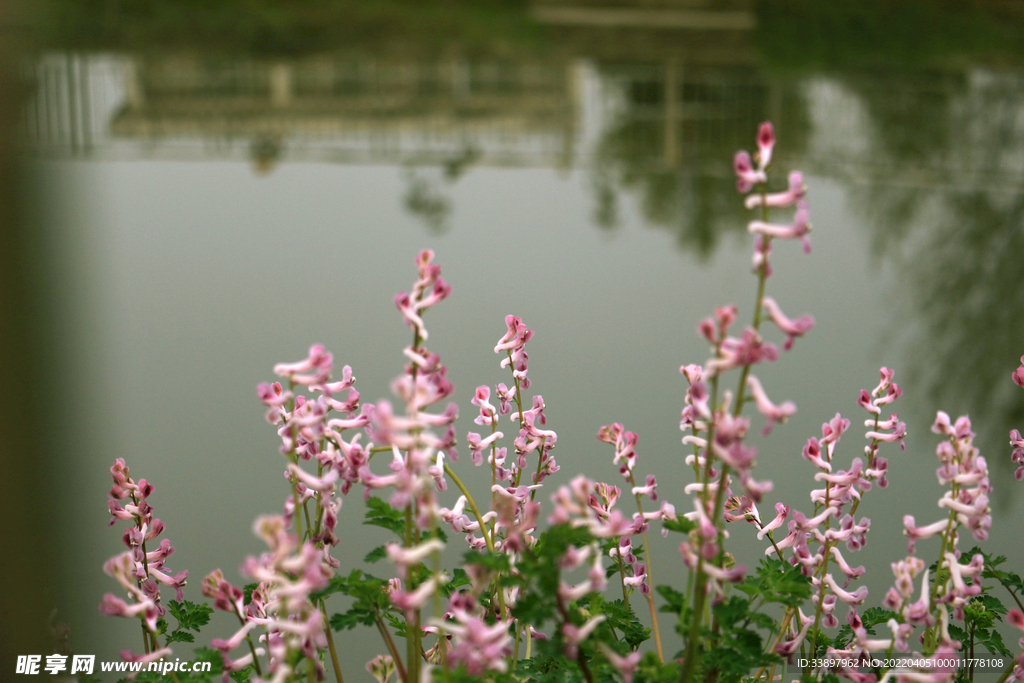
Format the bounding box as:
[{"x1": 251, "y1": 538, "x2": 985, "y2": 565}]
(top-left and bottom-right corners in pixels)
[
  {"x1": 756, "y1": 503, "x2": 789, "y2": 540},
  {"x1": 444, "y1": 612, "x2": 512, "y2": 675},
  {"x1": 1012, "y1": 355, "x2": 1024, "y2": 387},
  {"x1": 775, "y1": 609, "x2": 813, "y2": 657},
  {"x1": 273, "y1": 344, "x2": 333, "y2": 387},
  {"x1": 562, "y1": 615, "x2": 605, "y2": 659},
  {"x1": 705, "y1": 328, "x2": 779, "y2": 377},
  {"x1": 761, "y1": 297, "x2": 814, "y2": 350},
  {"x1": 902, "y1": 515, "x2": 947, "y2": 553},
  {"x1": 734, "y1": 150, "x2": 767, "y2": 193},
  {"x1": 1011, "y1": 429, "x2": 1024, "y2": 480},
  {"x1": 746, "y1": 374, "x2": 796, "y2": 435},
  {"x1": 471, "y1": 385, "x2": 498, "y2": 425},
  {"x1": 802, "y1": 438, "x2": 831, "y2": 472},
  {"x1": 748, "y1": 199, "x2": 811, "y2": 253},
  {"x1": 366, "y1": 655, "x2": 396, "y2": 683},
  {"x1": 756, "y1": 121, "x2": 775, "y2": 168},
  {"x1": 744, "y1": 171, "x2": 806, "y2": 209},
  {"x1": 467, "y1": 431, "x2": 503, "y2": 466},
  {"x1": 202, "y1": 570, "x2": 244, "y2": 615},
  {"x1": 599, "y1": 645, "x2": 642, "y2": 683}
]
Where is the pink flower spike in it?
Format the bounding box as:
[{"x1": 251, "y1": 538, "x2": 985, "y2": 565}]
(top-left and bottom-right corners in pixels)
[
  {"x1": 746, "y1": 375, "x2": 796, "y2": 435},
  {"x1": 761, "y1": 297, "x2": 814, "y2": 350},
  {"x1": 1011, "y1": 429, "x2": 1024, "y2": 480},
  {"x1": 1008, "y1": 609, "x2": 1024, "y2": 631}
]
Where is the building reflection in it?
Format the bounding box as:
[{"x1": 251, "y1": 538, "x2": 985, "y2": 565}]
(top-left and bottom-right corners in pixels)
[{"x1": 20, "y1": 4, "x2": 1024, "y2": 480}]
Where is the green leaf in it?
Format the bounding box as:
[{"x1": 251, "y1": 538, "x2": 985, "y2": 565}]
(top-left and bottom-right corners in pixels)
[
  {"x1": 165, "y1": 630, "x2": 196, "y2": 644},
  {"x1": 364, "y1": 546, "x2": 388, "y2": 564},
  {"x1": 443, "y1": 568, "x2": 471, "y2": 595},
  {"x1": 975, "y1": 628, "x2": 1012, "y2": 657},
  {"x1": 833, "y1": 625, "x2": 854, "y2": 649},
  {"x1": 229, "y1": 667, "x2": 254, "y2": 683},
  {"x1": 663, "y1": 518, "x2": 697, "y2": 534},
  {"x1": 656, "y1": 585, "x2": 685, "y2": 614},
  {"x1": 168, "y1": 600, "x2": 214, "y2": 632},
  {"x1": 364, "y1": 497, "x2": 407, "y2": 536},
  {"x1": 193, "y1": 647, "x2": 226, "y2": 674},
  {"x1": 861, "y1": 607, "x2": 899, "y2": 629},
  {"x1": 330, "y1": 607, "x2": 377, "y2": 631},
  {"x1": 463, "y1": 549, "x2": 512, "y2": 573},
  {"x1": 581, "y1": 595, "x2": 650, "y2": 649},
  {"x1": 712, "y1": 596, "x2": 750, "y2": 629},
  {"x1": 965, "y1": 598, "x2": 997, "y2": 629},
  {"x1": 737, "y1": 558, "x2": 812, "y2": 608},
  {"x1": 976, "y1": 594, "x2": 1008, "y2": 616}
]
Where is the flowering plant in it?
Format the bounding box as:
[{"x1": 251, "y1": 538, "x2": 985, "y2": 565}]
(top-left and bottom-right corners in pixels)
[{"x1": 97, "y1": 124, "x2": 1024, "y2": 683}]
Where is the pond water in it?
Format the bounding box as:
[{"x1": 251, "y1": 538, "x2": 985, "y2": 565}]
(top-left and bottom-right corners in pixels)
[{"x1": 24, "y1": 3, "x2": 1024, "y2": 679}]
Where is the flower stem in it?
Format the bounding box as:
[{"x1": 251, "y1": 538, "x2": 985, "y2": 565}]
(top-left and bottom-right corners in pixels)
[
  {"x1": 320, "y1": 601, "x2": 343, "y2": 683},
  {"x1": 443, "y1": 463, "x2": 509, "y2": 619},
  {"x1": 375, "y1": 612, "x2": 408, "y2": 683},
  {"x1": 615, "y1": 554, "x2": 631, "y2": 609},
  {"x1": 631, "y1": 488, "x2": 664, "y2": 663}
]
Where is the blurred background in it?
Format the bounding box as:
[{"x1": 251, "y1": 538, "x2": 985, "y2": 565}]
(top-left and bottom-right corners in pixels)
[{"x1": 4, "y1": 0, "x2": 1024, "y2": 679}]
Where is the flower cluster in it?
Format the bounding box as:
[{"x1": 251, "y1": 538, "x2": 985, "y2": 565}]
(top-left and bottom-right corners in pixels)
[
  {"x1": 101, "y1": 460, "x2": 187, "y2": 664},
  {"x1": 224, "y1": 517, "x2": 331, "y2": 681},
  {"x1": 762, "y1": 372, "x2": 905, "y2": 661},
  {"x1": 96, "y1": 122, "x2": 1024, "y2": 683}
]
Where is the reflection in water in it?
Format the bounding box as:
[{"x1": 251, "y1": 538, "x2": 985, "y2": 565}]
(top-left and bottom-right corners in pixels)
[
  {"x1": 589, "y1": 61, "x2": 808, "y2": 256},
  {"x1": 20, "y1": 5, "x2": 1024, "y2": 477},
  {"x1": 402, "y1": 167, "x2": 453, "y2": 234},
  {"x1": 250, "y1": 133, "x2": 283, "y2": 174},
  {"x1": 824, "y1": 70, "x2": 1024, "y2": 474}
]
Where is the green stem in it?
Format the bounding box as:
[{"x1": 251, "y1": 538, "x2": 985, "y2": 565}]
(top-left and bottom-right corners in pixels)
[
  {"x1": 512, "y1": 621, "x2": 521, "y2": 668},
  {"x1": 443, "y1": 463, "x2": 508, "y2": 619},
  {"x1": 807, "y1": 485, "x2": 834, "y2": 666},
  {"x1": 615, "y1": 553, "x2": 631, "y2": 609},
  {"x1": 236, "y1": 612, "x2": 264, "y2": 678},
  {"x1": 321, "y1": 601, "x2": 343, "y2": 683},
  {"x1": 528, "y1": 436, "x2": 547, "y2": 502},
  {"x1": 375, "y1": 612, "x2": 408, "y2": 683},
  {"x1": 631, "y1": 486, "x2": 664, "y2": 663}
]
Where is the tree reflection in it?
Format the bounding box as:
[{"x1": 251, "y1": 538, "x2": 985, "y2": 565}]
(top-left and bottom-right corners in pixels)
[
  {"x1": 589, "y1": 62, "x2": 808, "y2": 258},
  {"x1": 833, "y1": 69, "x2": 1024, "y2": 484}
]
